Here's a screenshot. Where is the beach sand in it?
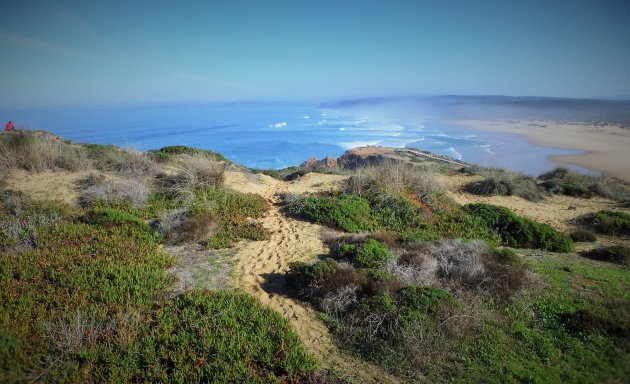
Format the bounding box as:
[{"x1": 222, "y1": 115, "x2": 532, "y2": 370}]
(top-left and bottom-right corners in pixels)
[{"x1": 446, "y1": 119, "x2": 630, "y2": 180}]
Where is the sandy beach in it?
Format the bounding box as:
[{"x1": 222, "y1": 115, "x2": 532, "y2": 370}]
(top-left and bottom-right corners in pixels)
[{"x1": 447, "y1": 119, "x2": 630, "y2": 180}]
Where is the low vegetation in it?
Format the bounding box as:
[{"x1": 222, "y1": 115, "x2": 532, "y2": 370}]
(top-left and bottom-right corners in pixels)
[
  {"x1": 581, "y1": 245, "x2": 630, "y2": 266},
  {"x1": 0, "y1": 190, "x2": 315, "y2": 383},
  {"x1": 0, "y1": 130, "x2": 89, "y2": 177},
  {"x1": 147, "y1": 145, "x2": 226, "y2": 162},
  {"x1": 464, "y1": 166, "x2": 545, "y2": 201},
  {"x1": 539, "y1": 167, "x2": 630, "y2": 201},
  {"x1": 465, "y1": 203, "x2": 573, "y2": 252},
  {"x1": 574, "y1": 210, "x2": 630, "y2": 237}
]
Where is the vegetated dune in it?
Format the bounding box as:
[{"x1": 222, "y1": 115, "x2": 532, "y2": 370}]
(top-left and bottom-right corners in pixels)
[
  {"x1": 2, "y1": 131, "x2": 630, "y2": 382},
  {"x1": 225, "y1": 170, "x2": 400, "y2": 383}
]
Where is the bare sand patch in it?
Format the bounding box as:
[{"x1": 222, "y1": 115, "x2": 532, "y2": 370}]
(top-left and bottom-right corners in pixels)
[
  {"x1": 446, "y1": 119, "x2": 630, "y2": 180},
  {"x1": 5, "y1": 169, "x2": 95, "y2": 204}
]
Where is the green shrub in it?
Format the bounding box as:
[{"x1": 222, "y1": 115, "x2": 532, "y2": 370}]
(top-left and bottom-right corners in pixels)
[
  {"x1": 574, "y1": 210, "x2": 630, "y2": 237},
  {"x1": 297, "y1": 195, "x2": 374, "y2": 232},
  {"x1": 492, "y1": 247, "x2": 521, "y2": 265},
  {"x1": 286, "y1": 259, "x2": 338, "y2": 296},
  {"x1": 147, "y1": 145, "x2": 226, "y2": 162},
  {"x1": 396, "y1": 285, "x2": 454, "y2": 314},
  {"x1": 205, "y1": 232, "x2": 236, "y2": 249},
  {"x1": 355, "y1": 239, "x2": 394, "y2": 268},
  {"x1": 570, "y1": 230, "x2": 597, "y2": 242},
  {"x1": 196, "y1": 187, "x2": 269, "y2": 220},
  {"x1": 582, "y1": 246, "x2": 630, "y2": 266},
  {"x1": 465, "y1": 203, "x2": 573, "y2": 252}
]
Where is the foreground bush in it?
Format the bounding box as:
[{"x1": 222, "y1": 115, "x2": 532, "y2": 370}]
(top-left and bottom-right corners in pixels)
[
  {"x1": 0, "y1": 194, "x2": 317, "y2": 383},
  {"x1": 464, "y1": 203, "x2": 573, "y2": 252},
  {"x1": 140, "y1": 291, "x2": 316, "y2": 382},
  {"x1": 574, "y1": 210, "x2": 630, "y2": 237}
]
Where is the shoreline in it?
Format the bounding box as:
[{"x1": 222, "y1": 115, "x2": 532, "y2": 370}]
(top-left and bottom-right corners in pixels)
[{"x1": 445, "y1": 119, "x2": 630, "y2": 180}]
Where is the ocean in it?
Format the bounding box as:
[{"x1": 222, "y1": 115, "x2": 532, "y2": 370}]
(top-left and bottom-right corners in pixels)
[{"x1": 3, "y1": 102, "x2": 591, "y2": 175}]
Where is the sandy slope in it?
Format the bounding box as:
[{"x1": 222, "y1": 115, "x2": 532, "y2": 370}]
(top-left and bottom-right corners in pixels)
[{"x1": 225, "y1": 171, "x2": 400, "y2": 383}]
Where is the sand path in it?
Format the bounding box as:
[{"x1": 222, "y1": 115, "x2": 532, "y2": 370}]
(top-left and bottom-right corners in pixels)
[{"x1": 225, "y1": 171, "x2": 399, "y2": 383}]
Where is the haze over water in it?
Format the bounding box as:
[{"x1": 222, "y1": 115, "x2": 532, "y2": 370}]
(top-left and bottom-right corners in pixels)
[{"x1": 5, "y1": 101, "x2": 593, "y2": 175}]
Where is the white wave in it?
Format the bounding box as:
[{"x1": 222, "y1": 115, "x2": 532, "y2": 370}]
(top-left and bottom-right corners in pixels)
[
  {"x1": 446, "y1": 147, "x2": 463, "y2": 160},
  {"x1": 338, "y1": 127, "x2": 346, "y2": 131},
  {"x1": 484, "y1": 148, "x2": 495, "y2": 155},
  {"x1": 270, "y1": 122, "x2": 287, "y2": 128},
  {"x1": 302, "y1": 115, "x2": 310, "y2": 119},
  {"x1": 471, "y1": 144, "x2": 492, "y2": 148},
  {"x1": 317, "y1": 119, "x2": 328, "y2": 126},
  {"x1": 337, "y1": 140, "x2": 380, "y2": 150}
]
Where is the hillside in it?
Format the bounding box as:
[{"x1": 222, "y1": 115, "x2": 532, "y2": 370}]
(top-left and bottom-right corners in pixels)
[{"x1": 1, "y1": 130, "x2": 630, "y2": 383}]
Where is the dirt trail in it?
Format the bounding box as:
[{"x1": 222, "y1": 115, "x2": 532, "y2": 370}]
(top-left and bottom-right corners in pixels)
[{"x1": 226, "y1": 171, "x2": 399, "y2": 383}]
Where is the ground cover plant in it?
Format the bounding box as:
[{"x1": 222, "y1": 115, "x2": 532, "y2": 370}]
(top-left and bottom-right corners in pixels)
[
  {"x1": 287, "y1": 232, "x2": 630, "y2": 382},
  {"x1": 0, "y1": 191, "x2": 317, "y2": 383}
]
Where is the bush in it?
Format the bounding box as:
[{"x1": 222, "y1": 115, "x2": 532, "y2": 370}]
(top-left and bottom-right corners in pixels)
[
  {"x1": 539, "y1": 167, "x2": 630, "y2": 202},
  {"x1": 344, "y1": 161, "x2": 444, "y2": 203},
  {"x1": 157, "y1": 157, "x2": 225, "y2": 205},
  {"x1": 492, "y1": 247, "x2": 521, "y2": 265},
  {"x1": 295, "y1": 194, "x2": 374, "y2": 233},
  {"x1": 0, "y1": 130, "x2": 89, "y2": 174},
  {"x1": 465, "y1": 203, "x2": 573, "y2": 252},
  {"x1": 355, "y1": 239, "x2": 395, "y2": 268},
  {"x1": 332, "y1": 239, "x2": 394, "y2": 268},
  {"x1": 80, "y1": 178, "x2": 150, "y2": 208},
  {"x1": 197, "y1": 187, "x2": 269, "y2": 220},
  {"x1": 396, "y1": 285, "x2": 454, "y2": 314},
  {"x1": 147, "y1": 145, "x2": 226, "y2": 162},
  {"x1": 574, "y1": 210, "x2": 630, "y2": 237},
  {"x1": 581, "y1": 246, "x2": 630, "y2": 266},
  {"x1": 570, "y1": 230, "x2": 597, "y2": 242},
  {"x1": 464, "y1": 166, "x2": 544, "y2": 202}
]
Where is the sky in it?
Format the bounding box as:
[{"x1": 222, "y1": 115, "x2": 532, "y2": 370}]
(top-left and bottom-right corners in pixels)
[{"x1": 1, "y1": 0, "x2": 629, "y2": 109}]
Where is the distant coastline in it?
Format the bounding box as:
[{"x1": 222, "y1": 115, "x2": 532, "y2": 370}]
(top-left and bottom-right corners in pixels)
[{"x1": 446, "y1": 119, "x2": 630, "y2": 180}]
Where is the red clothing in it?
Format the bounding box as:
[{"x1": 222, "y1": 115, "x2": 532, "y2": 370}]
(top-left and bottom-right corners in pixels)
[{"x1": 5, "y1": 121, "x2": 13, "y2": 131}]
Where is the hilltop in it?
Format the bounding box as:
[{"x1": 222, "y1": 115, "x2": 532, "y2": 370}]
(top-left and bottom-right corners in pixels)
[{"x1": 1, "y1": 130, "x2": 630, "y2": 383}]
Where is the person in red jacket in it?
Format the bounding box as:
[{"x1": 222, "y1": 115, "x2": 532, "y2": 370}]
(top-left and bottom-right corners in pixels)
[{"x1": 5, "y1": 121, "x2": 14, "y2": 131}]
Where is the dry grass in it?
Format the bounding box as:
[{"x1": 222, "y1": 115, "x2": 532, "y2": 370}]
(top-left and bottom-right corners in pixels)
[
  {"x1": 80, "y1": 179, "x2": 150, "y2": 208},
  {"x1": 464, "y1": 166, "x2": 544, "y2": 201},
  {"x1": 0, "y1": 130, "x2": 89, "y2": 176},
  {"x1": 157, "y1": 156, "x2": 225, "y2": 205},
  {"x1": 344, "y1": 160, "x2": 444, "y2": 201}
]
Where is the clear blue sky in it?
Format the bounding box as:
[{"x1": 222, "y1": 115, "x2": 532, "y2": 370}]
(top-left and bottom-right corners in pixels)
[{"x1": 1, "y1": 0, "x2": 629, "y2": 108}]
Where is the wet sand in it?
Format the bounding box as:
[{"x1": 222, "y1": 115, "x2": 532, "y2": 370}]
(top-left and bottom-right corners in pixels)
[{"x1": 446, "y1": 119, "x2": 630, "y2": 180}]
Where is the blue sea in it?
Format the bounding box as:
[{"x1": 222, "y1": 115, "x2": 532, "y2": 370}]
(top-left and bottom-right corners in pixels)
[{"x1": 3, "y1": 102, "x2": 591, "y2": 175}]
